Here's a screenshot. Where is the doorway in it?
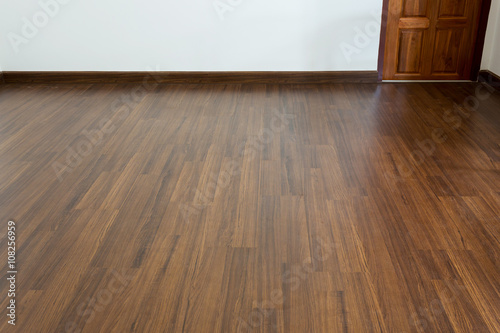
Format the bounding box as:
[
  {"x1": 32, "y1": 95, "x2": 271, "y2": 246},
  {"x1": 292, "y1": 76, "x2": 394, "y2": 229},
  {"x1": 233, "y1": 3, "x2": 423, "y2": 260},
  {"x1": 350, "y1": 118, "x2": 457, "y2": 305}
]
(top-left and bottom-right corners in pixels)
[{"x1": 378, "y1": 0, "x2": 492, "y2": 80}]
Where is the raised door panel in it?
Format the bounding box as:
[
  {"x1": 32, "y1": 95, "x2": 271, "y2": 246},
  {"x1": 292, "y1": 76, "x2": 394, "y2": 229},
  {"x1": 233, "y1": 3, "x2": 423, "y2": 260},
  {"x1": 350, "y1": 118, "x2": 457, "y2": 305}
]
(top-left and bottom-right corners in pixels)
[
  {"x1": 397, "y1": 30, "x2": 425, "y2": 73},
  {"x1": 403, "y1": 0, "x2": 428, "y2": 17},
  {"x1": 431, "y1": 28, "x2": 465, "y2": 74},
  {"x1": 439, "y1": 0, "x2": 467, "y2": 17}
]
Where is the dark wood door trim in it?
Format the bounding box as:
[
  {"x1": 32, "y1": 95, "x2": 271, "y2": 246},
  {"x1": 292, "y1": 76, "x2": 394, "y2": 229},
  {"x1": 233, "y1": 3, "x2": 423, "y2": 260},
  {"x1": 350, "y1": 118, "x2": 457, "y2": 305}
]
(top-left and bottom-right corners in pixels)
[
  {"x1": 377, "y1": 0, "x2": 391, "y2": 81},
  {"x1": 377, "y1": 0, "x2": 492, "y2": 81},
  {"x1": 471, "y1": 0, "x2": 492, "y2": 80}
]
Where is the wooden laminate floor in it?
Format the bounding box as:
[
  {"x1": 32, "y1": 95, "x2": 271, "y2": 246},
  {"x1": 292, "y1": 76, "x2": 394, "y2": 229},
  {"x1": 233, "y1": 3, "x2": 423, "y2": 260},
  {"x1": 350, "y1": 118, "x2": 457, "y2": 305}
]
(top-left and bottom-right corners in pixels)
[{"x1": 0, "y1": 82, "x2": 499, "y2": 332}]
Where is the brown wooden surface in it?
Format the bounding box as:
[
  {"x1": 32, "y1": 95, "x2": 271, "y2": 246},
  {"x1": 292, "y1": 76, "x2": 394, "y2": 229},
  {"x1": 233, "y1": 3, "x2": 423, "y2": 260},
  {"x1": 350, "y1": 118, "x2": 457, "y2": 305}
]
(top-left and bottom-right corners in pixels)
[
  {"x1": 382, "y1": 0, "x2": 485, "y2": 80},
  {"x1": 377, "y1": 0, "x2": 391, "y2": 81},
  {"x1": 0, "y1": 82, "x2": 499, "y2": 332},
  {"x1": 479, "y1": 70, "x2": 500, "y2": 92},
  {"x1": 471, "y1": 0, "x2": 492, "y2": 80},
  {"x1": 2, "y1": 71, "x2": 378, "y2": 84}
]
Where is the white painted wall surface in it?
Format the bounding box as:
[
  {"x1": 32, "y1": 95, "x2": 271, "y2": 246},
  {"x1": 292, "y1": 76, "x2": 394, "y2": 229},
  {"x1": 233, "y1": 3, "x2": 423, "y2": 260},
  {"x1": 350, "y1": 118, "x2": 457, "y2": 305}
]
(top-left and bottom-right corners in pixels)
[
  {"x1": 482, "y1": 0, "x2": 500, "y2": 75},
  {"x1": 0, "y1": 0, "x2": 383, "y2": 71}
]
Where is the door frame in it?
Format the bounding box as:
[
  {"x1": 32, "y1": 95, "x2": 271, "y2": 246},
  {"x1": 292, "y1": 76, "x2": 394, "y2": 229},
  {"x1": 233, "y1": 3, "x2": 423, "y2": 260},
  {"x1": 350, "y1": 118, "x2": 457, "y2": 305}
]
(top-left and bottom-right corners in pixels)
[{"x1": 377, "y1": 0, "x2": 492, "y2": 81}]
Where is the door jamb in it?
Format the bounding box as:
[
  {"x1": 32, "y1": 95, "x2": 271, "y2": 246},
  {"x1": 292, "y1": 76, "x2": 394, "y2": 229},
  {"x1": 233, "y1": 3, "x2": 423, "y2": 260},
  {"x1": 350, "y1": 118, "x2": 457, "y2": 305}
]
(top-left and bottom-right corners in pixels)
[
  {"x1": 376, "y1": 0, "x2": 391, "y2": 81},
  {"x1": 471, "y1": 0, "x2": 492, "y2": 80}
]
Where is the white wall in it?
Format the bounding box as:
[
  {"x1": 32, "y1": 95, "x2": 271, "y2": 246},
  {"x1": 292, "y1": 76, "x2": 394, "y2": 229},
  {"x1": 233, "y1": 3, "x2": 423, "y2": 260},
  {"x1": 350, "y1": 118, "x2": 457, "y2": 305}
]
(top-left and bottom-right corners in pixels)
[
  {"x1": 0, "y1": 0, "x2": 383, "y2": 71},
  {"x1": 482, "y1": 0, "x2": 500, "y2": 75}
]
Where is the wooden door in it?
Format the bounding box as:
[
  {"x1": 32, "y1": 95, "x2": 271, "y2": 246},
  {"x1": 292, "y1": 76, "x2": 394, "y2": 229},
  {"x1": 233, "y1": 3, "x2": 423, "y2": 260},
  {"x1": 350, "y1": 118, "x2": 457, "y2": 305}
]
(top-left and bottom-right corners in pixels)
[{"x1": 382, "y1": 0, "x2": 484, "y2": 80}]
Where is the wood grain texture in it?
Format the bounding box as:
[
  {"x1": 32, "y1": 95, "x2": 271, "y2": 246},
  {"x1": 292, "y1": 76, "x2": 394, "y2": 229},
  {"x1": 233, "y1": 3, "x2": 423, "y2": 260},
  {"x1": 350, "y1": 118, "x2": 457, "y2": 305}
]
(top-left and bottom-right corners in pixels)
[
  {"x1": 382, "y1": 0, "x2": 488, "y2": 80},
  {"x1": 399, "y1": 17, "x2": 431, "y2": 29},
  {"x1": 0, "y1": 82, "x2": 499, "y2": 332},
  {"x1": 1, "y1": 71, "x2": 378, "y2": 84}
]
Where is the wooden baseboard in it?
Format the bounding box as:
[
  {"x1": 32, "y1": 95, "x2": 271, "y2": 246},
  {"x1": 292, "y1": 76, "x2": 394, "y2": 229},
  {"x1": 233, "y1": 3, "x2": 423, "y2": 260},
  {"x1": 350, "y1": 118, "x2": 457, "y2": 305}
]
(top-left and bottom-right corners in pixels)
[
  {"x1": 2, "y1": 71, "x2": 378, "y2": 84},
  {"x1": 478, "y1": 70, "x2": 500, "y2": 92}
]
